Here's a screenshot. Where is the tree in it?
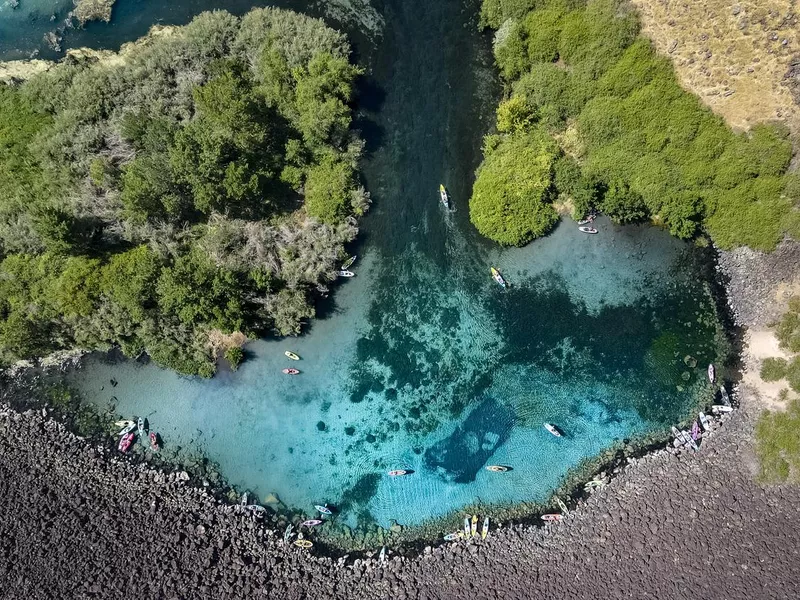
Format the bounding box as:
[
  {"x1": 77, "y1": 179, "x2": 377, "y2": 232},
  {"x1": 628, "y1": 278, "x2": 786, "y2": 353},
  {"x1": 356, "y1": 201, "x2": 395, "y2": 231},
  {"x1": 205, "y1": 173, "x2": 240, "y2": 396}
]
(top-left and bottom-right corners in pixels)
[{"x1": 470, "y1": 129, "x2": 559, "y2": 245}]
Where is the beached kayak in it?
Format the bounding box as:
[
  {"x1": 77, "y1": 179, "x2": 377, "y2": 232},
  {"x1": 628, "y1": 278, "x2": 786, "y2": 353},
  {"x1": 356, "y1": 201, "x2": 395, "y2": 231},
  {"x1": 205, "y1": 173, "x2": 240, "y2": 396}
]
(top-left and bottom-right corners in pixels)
[
  {"x1": 118, "y1": 432, "x2": 134, "y2": 453},
  {"x1": 471, "y1": 514, "x2": 478, "y2": 537},
  {"x1": 699, "y1": 412, "x2": 711, "y2": 431},
  {"x1": 707, "y1": 363, "x2": 715, "y2": 383},
  {"x1": 341, "y1": 255, "x2": 357, "y2": 270},
  {"x1": 463, "y1": 517, "x2": 470, "y2": 538},
  {"x1": 149, "y1": 432, "x2": 160, "y2": 451},
  {"x1": 294, "y1": 539, "x2": 313, "y2": 549},
  {"x1": 481, "y1": 516, "x2": 489, "y2": 540},
  {"x1": 541, "y1": 514, "x2": 562, "y2": 522},
  {"x1": 444, "y1": 532, "x2": 461, "y2": 541}
]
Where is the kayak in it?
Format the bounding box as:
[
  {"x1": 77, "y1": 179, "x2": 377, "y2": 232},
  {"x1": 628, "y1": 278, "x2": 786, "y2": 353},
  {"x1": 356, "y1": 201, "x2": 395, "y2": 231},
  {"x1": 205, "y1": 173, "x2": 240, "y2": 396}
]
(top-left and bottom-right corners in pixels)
[
  {"x1": 707, "y1": 363, "x2": 715, "y2": 384},
  {"x1": 337, "y1": 270, "x2": 355, "y2": 278},
  {"x1": 439, "y1": 184, "x2": 450, "y2": 209},
  {"x1": 282, "y1": 368, "x2": 300, "y2": 375},
  {"x1": 720, "y1": 385, "x2": 730, "y2": 406},
  {"x1": 555, "y1": 496, "x2": 569, "y2": 515},
  {"x1": 294, "y1": 539, "x2": 313, "y2": 549},
  {"x1": 341, "y1": 255, "x2": 357, "y2": 270},
  {"x1": 315, "y1": 505, "x2": 333, "y2": 515},
  {"x1": 388, "y1": 469, "x2": 412, "y2": 476},
  {"x1": 118, "y1": 432, "x2": 134, "y2": 453},
  {"x1": 481, "y1": 516, "x2": 489, "y2": 540},
  {"x1": 284, "y1": 351, "x2": 300, "y2": 360},
  {"x1": 118, "y1": 422, "x2": 137, "y2": 436},
  {"x1": 691, "y1": 421, "x2": 701, "y2": 441},
  {"x1": 444, "y1": 532, "x2": 461, "y2": 541},
  {"x1": 699, "y1": 412, "x2": 711, "y2": 431},
  {"x1": 485, "y1": 465, "x2": 509, "y2": 473},
  {"x1": 463, "y1": 517, "x2": 470, "y2": 538},
  {"x1": 149, "y1": 432, "x2": 160, "y2": 451},
  {"x1": 712, "y1": 404, "x2": 733, "y2": 414},
  {"x1": 584, "y1": 479, "x2": 607, "y2": 490},
  {"x1": 471, "y1": 514, "x2": 478, "y2": 537},
  {"x1": 379, "y1": 546, "x2": 386, "y2": 563},
  {"x1": 543, "y1": 423, "x2": 562, "y2": 437},
  {"x1": 137, "y1": 416, "x2": 145, "y2": 436},
  {"x1": 301, "y1": 519, "x2": 323, "y2": 528},
  {"x1": 490, "y1": 267, "x2": 507, "y2": 289},
  {"x1": 541, "y1": 514, "x2": 562, "y2": 522},
  {"x1": 284, "y1": 524, "x2": 294, "y2": 542},
  {"x1": 114, "y1": 419, "x2": 134, "y2": 429},
  {"x1": 578, "y1": 226, "x2": 598, "y2": 234}
]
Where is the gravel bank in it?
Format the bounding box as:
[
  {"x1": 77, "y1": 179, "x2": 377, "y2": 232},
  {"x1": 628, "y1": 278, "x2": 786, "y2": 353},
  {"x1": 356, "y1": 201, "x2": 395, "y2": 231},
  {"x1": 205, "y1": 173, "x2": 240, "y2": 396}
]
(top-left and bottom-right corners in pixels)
[{"x1": 2, "y1": 393, "x2": 799, "y2": 599}]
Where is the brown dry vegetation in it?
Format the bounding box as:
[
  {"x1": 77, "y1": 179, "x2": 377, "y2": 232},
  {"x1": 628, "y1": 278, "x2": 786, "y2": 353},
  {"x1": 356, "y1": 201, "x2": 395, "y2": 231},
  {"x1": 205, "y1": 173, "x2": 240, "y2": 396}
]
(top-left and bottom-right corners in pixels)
[{"x1": 631, "y1": 0, "x2": 800, "y2": 133}]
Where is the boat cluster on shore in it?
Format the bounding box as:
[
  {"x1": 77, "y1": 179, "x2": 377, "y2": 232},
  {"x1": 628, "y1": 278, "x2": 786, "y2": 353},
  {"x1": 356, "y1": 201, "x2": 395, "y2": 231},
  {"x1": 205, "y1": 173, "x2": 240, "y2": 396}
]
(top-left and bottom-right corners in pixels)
[
  {"x1": 115, "y1": 415, "x2": 160, "y2": 454},
  {"x1": 671, "y1": 364, "x2": 733, "y2": 452}
]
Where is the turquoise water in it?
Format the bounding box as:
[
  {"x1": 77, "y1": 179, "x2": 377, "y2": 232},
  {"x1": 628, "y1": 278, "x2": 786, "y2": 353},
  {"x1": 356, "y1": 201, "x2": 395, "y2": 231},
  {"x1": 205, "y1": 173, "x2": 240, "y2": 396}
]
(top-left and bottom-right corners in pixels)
[{"x1": 4, "y1": 1, "x2": 725, "y2": 531}]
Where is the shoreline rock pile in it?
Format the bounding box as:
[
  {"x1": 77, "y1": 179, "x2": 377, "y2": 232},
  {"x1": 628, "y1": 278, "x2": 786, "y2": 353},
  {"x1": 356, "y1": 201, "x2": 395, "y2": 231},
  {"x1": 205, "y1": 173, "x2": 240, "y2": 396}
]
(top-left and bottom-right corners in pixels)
[{"x1": 2, "y1": 390, "x2": 800, "y2": 599}]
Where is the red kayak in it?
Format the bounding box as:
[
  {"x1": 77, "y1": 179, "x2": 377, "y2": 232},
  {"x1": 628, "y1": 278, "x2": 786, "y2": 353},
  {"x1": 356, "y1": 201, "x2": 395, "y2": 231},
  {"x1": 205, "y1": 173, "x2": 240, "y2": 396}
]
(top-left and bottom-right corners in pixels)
[
  {"x1": 149, "y1": 432, "x2": 160, "y2": 451},
  {"x1": 118, "y1": 432, "x2": 134, "y2": 453},
  {"x1": 541, "y1": 514, "x2": 563, "y2": 522},
  {"x1": 282, "y1": 368, "x2": 300, "y2": 375}
]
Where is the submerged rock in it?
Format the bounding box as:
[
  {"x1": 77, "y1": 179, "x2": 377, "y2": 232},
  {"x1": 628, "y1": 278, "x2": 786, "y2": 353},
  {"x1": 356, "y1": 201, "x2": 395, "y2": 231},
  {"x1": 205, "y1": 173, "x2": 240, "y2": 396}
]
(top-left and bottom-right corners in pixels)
[{"x1": 423, "y1": 397, "x2": 515, "y2": 483}]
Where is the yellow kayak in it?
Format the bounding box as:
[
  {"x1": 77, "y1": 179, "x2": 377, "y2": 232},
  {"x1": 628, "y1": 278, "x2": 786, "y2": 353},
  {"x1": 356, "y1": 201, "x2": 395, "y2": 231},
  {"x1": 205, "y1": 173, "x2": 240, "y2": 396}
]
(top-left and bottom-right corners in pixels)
[
  {"x1": 481, "y1": 516, "x2": 489, "y2": 540},
  {"x1": 471, "y1": 514, "x2": 478, "y2": 537},
  {"x1": 285, "y1": 351, "x2": 300, "y2": 360},
  {"x1": 294, "y1": 539, "x2": 313, "y2": 549}
]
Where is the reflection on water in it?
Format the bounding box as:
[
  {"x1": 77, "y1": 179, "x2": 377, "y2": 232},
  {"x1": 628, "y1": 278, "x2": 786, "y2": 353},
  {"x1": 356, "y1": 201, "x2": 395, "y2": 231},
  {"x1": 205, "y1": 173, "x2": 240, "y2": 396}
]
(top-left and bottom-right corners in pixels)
[{"x1": 5, "y1": 0, "x2": 726, "y2": 531}]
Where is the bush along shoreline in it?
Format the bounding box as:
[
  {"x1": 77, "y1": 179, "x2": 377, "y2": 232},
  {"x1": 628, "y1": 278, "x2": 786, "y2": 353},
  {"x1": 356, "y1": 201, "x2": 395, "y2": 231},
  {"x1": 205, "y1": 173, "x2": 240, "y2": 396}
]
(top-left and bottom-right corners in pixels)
[
  {"x1": 471, "y1": 0, "x2": 800, "y2": 249},
  {"x1": 0, "y1": 8, "x2": 369, "y2": 376}
]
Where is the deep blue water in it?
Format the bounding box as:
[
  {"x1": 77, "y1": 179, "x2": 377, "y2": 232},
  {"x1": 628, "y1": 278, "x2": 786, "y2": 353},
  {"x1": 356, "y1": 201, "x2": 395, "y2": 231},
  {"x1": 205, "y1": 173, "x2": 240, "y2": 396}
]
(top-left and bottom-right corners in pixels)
[{"x1": 2, "y1": 0, "x2": 725, "y2": 534}]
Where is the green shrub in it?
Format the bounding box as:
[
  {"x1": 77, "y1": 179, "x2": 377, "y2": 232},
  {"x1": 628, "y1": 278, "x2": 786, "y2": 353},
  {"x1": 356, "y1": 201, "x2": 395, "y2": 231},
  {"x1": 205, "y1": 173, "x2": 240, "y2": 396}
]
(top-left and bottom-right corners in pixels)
[
  {"x1": 470, "y1": 129, "x2": 559, "y2": 245},
  {"x1": 787, "y1": 356, "x2": 800, "y2": 393},
  {"x1": 761, "y1": 357, "x2": 788, "y2": 382},
  {"x1": 774, "y1": 299, "x2": 800, "y2": 353},
  {"x1": 755, "y1": 399, "x2": 800, "y2": 483},
  {"x1": 225, "y1": 346, "x2": 245, "y2": 370}
]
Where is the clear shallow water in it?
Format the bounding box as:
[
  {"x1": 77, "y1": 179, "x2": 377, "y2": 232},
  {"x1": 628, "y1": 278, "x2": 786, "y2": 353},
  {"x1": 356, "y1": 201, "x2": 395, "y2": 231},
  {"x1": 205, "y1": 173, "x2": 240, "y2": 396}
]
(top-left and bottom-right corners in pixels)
[{"x1": 5, "y1": 1, "x2": 725, "y2": 531}]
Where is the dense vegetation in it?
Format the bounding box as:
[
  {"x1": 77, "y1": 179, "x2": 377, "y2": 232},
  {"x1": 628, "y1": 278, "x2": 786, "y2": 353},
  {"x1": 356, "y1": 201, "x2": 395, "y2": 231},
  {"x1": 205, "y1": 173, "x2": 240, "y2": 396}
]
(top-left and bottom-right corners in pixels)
[
  {"x1": 0, "y1": 9, "x2": 367, "y2": 376},
  {"x1": 472, "y1": 0, "x2": 800, "y2": 248},
  {"x1": 760, "y1": 297, "x2": 800, "y2": 393},
  {"x1": 756, "y1": 297, "x2": 800, "y2": 483}
]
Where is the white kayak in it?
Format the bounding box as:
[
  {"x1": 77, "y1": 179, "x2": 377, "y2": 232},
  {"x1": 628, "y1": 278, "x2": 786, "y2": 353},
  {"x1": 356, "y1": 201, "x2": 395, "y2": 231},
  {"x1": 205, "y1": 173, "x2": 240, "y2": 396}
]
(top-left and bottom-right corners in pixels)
[
  {"x1": 712, "y1": 404, "x2": 733, "y2": 414},
  {"x1": 544, "y1": 423, "x2": 562, "y2": 437},
  {"x1": 707, "y1": 363, "x2": 715, "y2": 384},
  {"x1": 341, "y1": 255, "x2": 357, "y2": 270},
  {"x1": 337, "y1": 270, "x2": 355, "y2": 278},
  {"x1": 698, "y1": 412, "x2": 711, "y2": 432}
]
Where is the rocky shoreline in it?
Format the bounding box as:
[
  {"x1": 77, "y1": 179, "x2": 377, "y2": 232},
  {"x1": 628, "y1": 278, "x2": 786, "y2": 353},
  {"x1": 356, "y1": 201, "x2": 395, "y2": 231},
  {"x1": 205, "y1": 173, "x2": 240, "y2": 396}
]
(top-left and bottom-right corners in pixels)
[{"x1": 2, "y1": 382, "x2": 799, "y2": 599}]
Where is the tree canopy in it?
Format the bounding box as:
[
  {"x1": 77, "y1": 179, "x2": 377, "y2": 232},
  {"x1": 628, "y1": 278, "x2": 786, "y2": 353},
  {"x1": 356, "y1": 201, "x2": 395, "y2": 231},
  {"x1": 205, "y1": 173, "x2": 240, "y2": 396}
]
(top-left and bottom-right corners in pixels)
[
  {"x1": 0, "y1": 8, "x2": 366, "y2": 375},
  {"x1": 473, "y1": 0, "x2": 800, "y2": 248}
]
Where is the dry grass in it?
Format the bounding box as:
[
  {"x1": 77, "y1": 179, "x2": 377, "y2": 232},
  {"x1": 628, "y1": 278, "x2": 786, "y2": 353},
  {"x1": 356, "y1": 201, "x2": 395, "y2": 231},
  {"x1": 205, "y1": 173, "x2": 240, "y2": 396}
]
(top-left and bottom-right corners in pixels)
[{"x1": 630, "y1": 0, "x2": 800, "y2": 133}]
